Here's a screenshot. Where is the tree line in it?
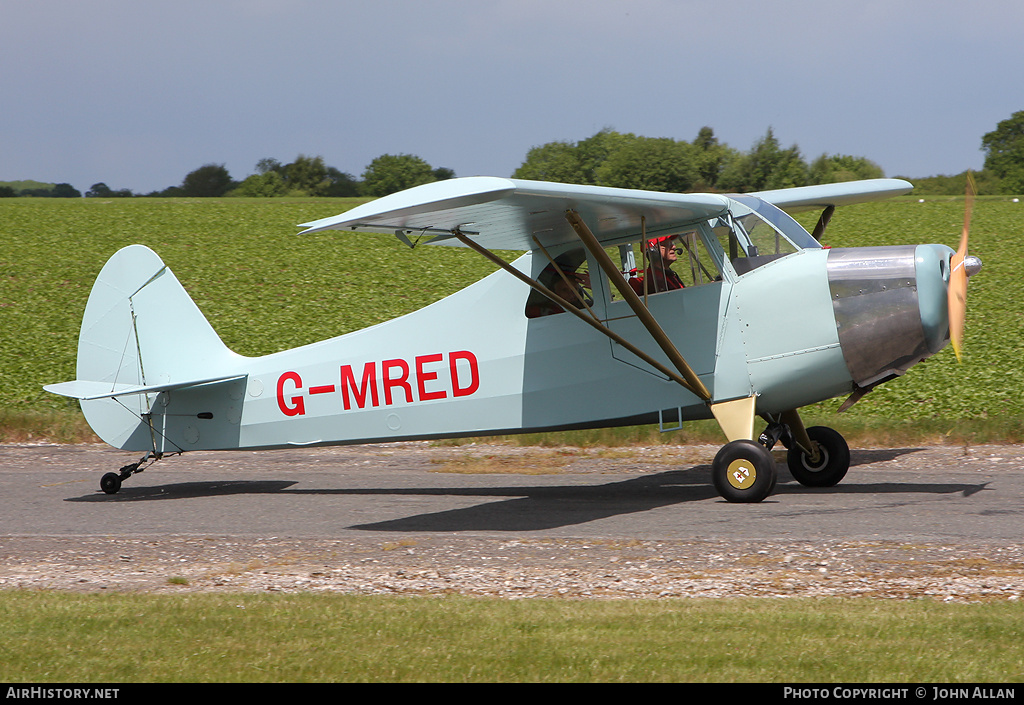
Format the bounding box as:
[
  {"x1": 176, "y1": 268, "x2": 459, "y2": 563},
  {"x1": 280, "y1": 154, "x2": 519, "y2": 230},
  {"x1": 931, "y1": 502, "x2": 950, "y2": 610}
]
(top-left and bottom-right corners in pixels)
[
  {"x1": 511, "y1": 118, "x2": 1024, "y2": 196},
  {"x1": 512, "y1": 127, "x2": 882, "y2": 193},
  {"x1": 4, "y1": 112, "x2": 1023, "y2": 198},
  {"x1": 100, "y1": 153, "x2": 455, "y2": 200}
]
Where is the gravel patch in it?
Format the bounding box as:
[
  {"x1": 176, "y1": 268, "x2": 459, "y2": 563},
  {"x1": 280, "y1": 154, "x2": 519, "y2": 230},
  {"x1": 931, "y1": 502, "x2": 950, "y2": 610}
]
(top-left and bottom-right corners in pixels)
[{"x1": 3, "y1": 535, "x2": 1024, "y2": 602}]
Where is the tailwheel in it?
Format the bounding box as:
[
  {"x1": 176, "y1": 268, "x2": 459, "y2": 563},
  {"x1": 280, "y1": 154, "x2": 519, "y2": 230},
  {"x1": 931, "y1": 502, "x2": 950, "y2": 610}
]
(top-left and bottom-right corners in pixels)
[
  {"x1": 712, "y1": 439, "x2": 777, "y2": 503},
  {"x1": 100, "y1": 472, "x2": 122, "y2": 495},
  {"x1": 98, "y1": 452, "x2": 163, "y2": 495},
  {"x1": 100, "y1": 462, "x2": 136, "y2": 495},
  {"x1": 786, "y1": 426, "x2": 850, "y2": 487}
]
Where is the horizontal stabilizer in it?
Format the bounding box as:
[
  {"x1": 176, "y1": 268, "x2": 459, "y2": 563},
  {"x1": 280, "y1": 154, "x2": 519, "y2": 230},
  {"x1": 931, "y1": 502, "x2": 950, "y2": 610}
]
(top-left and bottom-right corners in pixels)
[{"x1": 44, "y1": 374, "x2": 247, "y2": 401}]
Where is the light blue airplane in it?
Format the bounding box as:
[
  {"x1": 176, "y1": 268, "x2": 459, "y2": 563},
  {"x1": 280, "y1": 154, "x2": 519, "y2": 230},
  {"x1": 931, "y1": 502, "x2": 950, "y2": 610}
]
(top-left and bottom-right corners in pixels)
[{"x1": 45, "y1": 176, "x2": 981, "y2": 502}]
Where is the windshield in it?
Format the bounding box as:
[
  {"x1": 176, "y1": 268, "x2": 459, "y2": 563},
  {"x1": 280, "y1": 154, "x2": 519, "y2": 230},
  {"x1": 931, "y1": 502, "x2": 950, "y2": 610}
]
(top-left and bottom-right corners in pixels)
[
  {"x1": 728, "y1": 195, "x2": 820, "y2": 250},
  {"x1": 712, "y1": 198, "x2": 811, "y2": 276}
]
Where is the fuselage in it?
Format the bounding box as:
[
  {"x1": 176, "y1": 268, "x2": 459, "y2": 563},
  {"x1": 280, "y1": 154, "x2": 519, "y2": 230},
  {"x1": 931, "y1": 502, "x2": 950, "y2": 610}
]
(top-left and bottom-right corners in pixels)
[{"x1": 107, "y1": 194, "x2": 958, "y2": 453}]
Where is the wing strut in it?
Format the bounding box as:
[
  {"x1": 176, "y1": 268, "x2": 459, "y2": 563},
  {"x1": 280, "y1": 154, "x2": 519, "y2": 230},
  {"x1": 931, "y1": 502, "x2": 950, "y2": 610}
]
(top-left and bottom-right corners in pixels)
[
  {"x1": 451, "y1": 231, "x2": 704, "y2": 396},
  {"x1": 564, "y1": 210, "x2": 712, "y2": 402},
  {"x1": 811, "y1": 205, "x2": 835, "y2": 241}
]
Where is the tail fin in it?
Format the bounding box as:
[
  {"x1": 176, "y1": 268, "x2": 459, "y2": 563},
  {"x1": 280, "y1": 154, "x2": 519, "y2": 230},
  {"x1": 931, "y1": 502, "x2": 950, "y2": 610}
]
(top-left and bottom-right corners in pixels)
[{"x1": 45, "y1": 245, "x2": 246, "y2": 450}]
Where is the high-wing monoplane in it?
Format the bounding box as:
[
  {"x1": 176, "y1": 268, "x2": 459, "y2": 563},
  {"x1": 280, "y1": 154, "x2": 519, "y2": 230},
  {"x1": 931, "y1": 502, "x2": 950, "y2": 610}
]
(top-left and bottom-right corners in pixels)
[{"x1": 45, "y1": 176, "x2": 982, "y2": 502}]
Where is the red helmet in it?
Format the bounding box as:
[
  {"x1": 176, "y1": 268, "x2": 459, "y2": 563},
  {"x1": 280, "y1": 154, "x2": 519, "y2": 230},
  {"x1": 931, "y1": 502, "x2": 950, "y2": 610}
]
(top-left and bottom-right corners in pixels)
[{"x1": 646, "y1": 235, "x2": 677, "y2": 250}]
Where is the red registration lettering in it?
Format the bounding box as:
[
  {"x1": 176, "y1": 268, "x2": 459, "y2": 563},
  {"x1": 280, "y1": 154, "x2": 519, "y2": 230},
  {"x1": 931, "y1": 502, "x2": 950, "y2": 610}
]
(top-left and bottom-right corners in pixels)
[
  {"x1": 416, "y1": 353, "x2": 447, "y2": 401},
  {"x1": 279, "y1": 350, "x2": 480, "y2": 418},
  {"x1": 340, "y1": 362, "x2": 379, "y2": 410},
  {"x1": 382, "y1": 358, "x2": 413, "y2": 405},
  {"x1": 277, "y1": 371, "x2": 305, "y2": 416},
  {"x1": 450, "y1": 350, "x2": 480, "y2": 397}
]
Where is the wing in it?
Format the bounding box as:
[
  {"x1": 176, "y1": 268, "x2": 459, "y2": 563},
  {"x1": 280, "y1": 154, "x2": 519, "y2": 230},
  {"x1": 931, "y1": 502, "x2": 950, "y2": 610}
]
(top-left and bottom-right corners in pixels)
[
  {"x1": 298, "y1": 177, "x2": 731, "y2": 251},
  {"x1": 751, "y1": 178, "x2": 913, "y2": 214}
]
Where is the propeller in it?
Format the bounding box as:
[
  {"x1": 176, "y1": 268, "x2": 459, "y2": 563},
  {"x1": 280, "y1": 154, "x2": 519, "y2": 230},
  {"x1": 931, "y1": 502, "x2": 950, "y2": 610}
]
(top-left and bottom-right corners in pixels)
[{"x1": 948, "y1": 171, "x2": 975, "y2": 361}]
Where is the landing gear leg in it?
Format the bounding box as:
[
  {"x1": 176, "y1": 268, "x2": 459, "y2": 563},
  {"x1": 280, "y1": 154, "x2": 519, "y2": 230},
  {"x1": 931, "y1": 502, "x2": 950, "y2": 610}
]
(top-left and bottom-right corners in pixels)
[{"x1": 99, "y1": 451, "x2": 162, "y2": 495}]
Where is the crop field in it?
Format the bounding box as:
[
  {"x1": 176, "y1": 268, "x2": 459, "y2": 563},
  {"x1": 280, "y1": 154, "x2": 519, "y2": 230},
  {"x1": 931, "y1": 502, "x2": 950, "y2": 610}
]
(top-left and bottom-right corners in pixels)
[{"x1": 1, "y1": 193, "x2": 1021, "y2": 443}]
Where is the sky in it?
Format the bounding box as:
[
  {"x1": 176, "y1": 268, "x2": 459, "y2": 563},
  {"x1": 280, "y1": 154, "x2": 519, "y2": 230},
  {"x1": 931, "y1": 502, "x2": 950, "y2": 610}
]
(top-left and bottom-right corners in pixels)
[{"x1": 2, "y1": 0, "x2": 1023, "y2": 194}]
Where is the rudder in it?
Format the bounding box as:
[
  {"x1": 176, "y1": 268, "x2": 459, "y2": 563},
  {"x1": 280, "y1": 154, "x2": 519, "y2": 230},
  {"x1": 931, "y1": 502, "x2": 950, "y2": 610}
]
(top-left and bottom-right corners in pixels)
[{"x1": 47, "y1": 245, "x2": 245, "y2": 449}]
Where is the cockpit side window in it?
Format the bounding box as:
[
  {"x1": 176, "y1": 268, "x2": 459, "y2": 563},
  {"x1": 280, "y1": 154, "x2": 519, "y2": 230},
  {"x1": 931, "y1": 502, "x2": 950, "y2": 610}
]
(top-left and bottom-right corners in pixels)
[
  {"x1": 524, "y1": 247, "x2": 594, "y2": 318},
  {"x1": 606, "y1": 228, "x2": 722, "y2": 302}
]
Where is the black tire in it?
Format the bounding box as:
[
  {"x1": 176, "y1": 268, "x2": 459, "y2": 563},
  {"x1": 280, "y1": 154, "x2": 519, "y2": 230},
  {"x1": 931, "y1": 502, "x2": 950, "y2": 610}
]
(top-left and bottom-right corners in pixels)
[
  {"x1": 786, "y1": 426, "x2": 850, "y2": 487},
  {"x1": 712, "y1": 439, "x2": 777, "y2": 503},
  {"x1": 100, "y1": 472, "x2": 122, "y2": 495}
]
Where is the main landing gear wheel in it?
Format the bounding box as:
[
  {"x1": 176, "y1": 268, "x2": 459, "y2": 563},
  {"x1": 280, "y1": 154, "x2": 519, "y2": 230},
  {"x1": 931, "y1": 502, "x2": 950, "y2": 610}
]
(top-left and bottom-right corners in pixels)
[
  {"x1": 712, "y1": 439, "x2": 777, "y2": 503},
  {"x1": 786, "y1": 426, "x2": 850, "y2": 487}
]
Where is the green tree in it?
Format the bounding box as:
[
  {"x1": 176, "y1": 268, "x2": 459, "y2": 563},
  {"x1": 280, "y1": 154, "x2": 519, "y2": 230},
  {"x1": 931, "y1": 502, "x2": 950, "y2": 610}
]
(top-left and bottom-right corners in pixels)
[
  {"x1": 234, "y1": 156, "x2": 359, "y2": 197},
  {"x1": 361, "y1": 154, "x2": 436, "y2": 196},
  {"x1": 719, "y1": 128, "x2": 808, "y2": 192},
  {"x1": 52, "y1": 183, "x2": 81, "y2": 198},
  {"x1": 982, "y1": 110, "x2": 1024, "y2": 194},
  {"x1": 256, "y1": 157, "x2": 285, "y2": 176},
  {"x1": 512, "y1": 140, "x2": 586, "y2": 183},
  {"x1": 692, "y1": 126, "x2": 739, "y2": 190},
  {"x1": 232, "y1": 170, "x2": 288, "y2": 197},
  {"x1": 180, "y1": 164, "x2": 234, "y2": 197},
  {"x1": 575, "y1": 129, "x2": 636, "y2": 184},
  {"x1": 284, "y1": 154, "x2": 330, "y2": 195},
  {"x1": 85, "y1": 182, "x2": 132, "y2": 198},
  {"x1": 808, "y1": 154, "x2": 884, "y2": 184},
  {"x1": 323, "y1": 167, "x2": 361, "y2": 196},
  {"x1": 513, "y1": 129, "x2": 636, "y2": 185},
  {"x1": 595, "y1": 137, "x2": 699, "y2": 193}
]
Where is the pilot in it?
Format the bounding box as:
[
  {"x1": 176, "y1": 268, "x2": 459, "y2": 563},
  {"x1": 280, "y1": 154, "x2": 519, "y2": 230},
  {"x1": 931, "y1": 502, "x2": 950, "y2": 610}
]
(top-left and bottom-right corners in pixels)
[
  {"x1": 525, "y1": 261, "x2": 592, "y2": 318},
  {"x1": 643, "y1": 235, "x2": 685, "y2": 292}
]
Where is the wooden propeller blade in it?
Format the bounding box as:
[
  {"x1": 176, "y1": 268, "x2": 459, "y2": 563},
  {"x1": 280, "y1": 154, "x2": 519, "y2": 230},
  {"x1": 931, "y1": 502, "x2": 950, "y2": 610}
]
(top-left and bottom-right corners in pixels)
[
  {"x1": 948, "y1": 255, "x2": 967, "y2": 361},
  {"x1": 948, "y1": 172, "x2": 975, "y2": 362}
]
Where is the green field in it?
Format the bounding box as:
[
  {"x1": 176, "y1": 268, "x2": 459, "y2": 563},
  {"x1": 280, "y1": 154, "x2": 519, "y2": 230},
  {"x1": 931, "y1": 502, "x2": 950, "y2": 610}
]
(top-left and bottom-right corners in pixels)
[
  {"x1": 2, "y1": 592, "x2": 1023, "y2": 682},
  {"x1": 1, "y1": 194, "x2": 1022, "y2": 443}
]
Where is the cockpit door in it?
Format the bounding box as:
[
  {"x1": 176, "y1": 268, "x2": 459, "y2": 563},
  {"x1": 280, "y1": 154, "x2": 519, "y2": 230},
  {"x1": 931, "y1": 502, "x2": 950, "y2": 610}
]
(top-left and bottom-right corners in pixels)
[{"x1": 596, "y1": 226, "x2": 740, "y2": 399}]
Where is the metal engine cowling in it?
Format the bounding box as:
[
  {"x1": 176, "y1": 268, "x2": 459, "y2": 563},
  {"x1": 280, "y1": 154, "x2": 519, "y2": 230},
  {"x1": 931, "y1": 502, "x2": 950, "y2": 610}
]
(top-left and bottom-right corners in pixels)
[{"x1": 826, "y1": 244, "x2": 954, "y2": 389}]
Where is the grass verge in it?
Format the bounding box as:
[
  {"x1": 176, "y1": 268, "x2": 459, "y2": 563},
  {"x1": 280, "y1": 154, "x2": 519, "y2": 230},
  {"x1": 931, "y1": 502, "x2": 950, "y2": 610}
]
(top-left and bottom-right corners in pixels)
[
  {"x1": 2, "y1": 592, "x2": 1022, "y2": 682},
  {"x1": 434, "y1": 414, "x2": 1024, "y2": 449},
  {"x1": 0, "y1": 408, "x2": 98, "y2": 444},
  {"x1": 1, "y1": 407, "x2": 1022, "y2": 448}
]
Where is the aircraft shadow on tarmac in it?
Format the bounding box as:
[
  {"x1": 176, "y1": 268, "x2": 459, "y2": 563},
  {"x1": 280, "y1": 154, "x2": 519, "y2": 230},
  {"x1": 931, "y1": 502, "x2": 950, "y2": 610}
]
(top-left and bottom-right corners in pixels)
[
  {"x1": 65, "y1": 480, "x2": 299, "y2": 502},
  {"x1": 63, "y1": 447, "x2": 992, "y2": 533}
]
